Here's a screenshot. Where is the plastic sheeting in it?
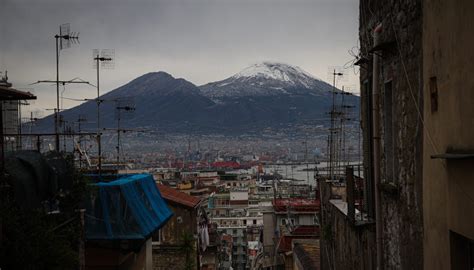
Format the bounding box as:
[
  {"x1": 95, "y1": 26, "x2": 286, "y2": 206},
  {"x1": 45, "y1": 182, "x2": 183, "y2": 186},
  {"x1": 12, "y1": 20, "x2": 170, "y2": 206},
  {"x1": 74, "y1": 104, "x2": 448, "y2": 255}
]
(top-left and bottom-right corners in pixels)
[{"x1": 85, "y1": 174, "x2": 173, "y2": 240}]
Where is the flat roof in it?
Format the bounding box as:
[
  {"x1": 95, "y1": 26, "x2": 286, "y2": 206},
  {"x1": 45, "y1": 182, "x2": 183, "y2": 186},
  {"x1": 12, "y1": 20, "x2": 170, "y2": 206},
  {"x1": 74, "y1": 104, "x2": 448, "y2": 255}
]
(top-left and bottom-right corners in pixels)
[{"x1": 0, "y1": 86, "x2": 36, "y2": 100}]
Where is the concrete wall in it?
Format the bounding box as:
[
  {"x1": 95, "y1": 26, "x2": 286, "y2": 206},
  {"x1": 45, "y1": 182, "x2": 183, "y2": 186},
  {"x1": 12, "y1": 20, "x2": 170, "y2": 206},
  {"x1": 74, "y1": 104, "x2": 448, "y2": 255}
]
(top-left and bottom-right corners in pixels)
[
  {"x1": 320, "y1": 179, "x2": 375, "y2": 270},
  {"x1": 359, "y1": 1, "x2": 424, "y2": 269},
  {"x1": 262, "y1": 212, "x2": 276, "y2": 254},
  {"x1": 422, "y1": 1, "x2": 474, "y2": 269},
  {"x1": 152, "y1": 246, "x2": 186, "y2": 270},
  {"x1": 230, "y1": 190, "x2": 248, "y2": 201}
]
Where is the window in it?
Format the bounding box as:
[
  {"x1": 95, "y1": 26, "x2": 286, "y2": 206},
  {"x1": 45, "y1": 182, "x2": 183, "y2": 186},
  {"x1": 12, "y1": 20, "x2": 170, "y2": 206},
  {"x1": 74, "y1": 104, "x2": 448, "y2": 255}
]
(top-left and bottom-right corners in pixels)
[
  {"x1": 253, "y1": 220, "x2": 257, "y2": 225},
  {"x1": 430, "y1": 76, "x2": 438, "y2": 113},
  {"x1": 152, "y1": 229, "x2": 162, "y2": 243}
]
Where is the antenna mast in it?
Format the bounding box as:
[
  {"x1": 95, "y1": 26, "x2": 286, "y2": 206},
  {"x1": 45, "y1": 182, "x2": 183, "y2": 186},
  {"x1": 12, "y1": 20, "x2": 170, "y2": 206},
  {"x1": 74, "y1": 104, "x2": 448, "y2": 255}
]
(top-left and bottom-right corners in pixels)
[
  {"x1": 114, "y1": 98, "x2": 135, "y2": 165},
  {"x1": 93, "y1": 49, "x2": 114, "y2": 177},
  {"x1": 53, "y1": 23, "x2": 79, "y2": 152}
]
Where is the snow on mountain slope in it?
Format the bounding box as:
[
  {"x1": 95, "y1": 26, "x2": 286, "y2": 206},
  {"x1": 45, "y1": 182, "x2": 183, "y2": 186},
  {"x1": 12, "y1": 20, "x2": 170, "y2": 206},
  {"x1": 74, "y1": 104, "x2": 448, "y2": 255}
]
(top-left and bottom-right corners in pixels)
[
  {"x1": 233, "y1": 62, "x2": 317, "y2": 85},
  {"x1": 200, "y1": 62, "x2": 332, "y2": 99}
]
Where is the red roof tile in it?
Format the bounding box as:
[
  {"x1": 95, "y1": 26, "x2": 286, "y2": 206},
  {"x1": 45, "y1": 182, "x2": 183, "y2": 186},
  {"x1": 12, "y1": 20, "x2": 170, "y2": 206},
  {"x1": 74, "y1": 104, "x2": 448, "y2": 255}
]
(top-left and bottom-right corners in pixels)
[
  {"x1": 157, "y1": 184, "x2": 201, "y2": 208},
  {"x1": 210, "y1": 161, "x2": 241, "y2": 169},
  {"x1": 273, "y1": 198, "x2": 320, "y2": 212}
]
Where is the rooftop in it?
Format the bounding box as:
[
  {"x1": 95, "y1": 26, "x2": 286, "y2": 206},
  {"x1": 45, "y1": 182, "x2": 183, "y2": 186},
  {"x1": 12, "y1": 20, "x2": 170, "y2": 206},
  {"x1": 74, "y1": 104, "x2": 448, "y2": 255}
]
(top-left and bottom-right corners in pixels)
[
  {"x1": 273, "y1": 198, "x2": 320, "y2": 212},
  {"x1": 0, "y1": 85, "x2": 36, "y2": 101},
  {"x1": 293, "y1": 239, "x2": 320, "y2": 270},
  {"x1": 158, "y1": 184, "x2": 201, "y2": 208}
]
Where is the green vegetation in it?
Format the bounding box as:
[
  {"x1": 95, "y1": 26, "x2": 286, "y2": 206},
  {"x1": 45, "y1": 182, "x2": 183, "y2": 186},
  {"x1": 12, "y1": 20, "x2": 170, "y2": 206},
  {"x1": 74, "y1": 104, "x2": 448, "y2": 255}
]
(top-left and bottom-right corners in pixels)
[{"x1": 180, "y1": 231, "x2": 195, "y2": 270}]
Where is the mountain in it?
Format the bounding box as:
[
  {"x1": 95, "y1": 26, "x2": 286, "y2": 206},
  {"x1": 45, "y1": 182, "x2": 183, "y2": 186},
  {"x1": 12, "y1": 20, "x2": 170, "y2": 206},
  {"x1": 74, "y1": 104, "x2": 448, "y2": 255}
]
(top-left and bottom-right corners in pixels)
[
  {"x1": 33, "y1": 72, "x2": 217, "y2": 133},
  {"x1": 200, "y1": 62, "x2": 331, "y2": 99},
  {"x1": 33, "y1": 62, "x2": 359, "y2": 134},
  {"x1": 198, "y1": 62, "x2": 359, "y2": 130}
]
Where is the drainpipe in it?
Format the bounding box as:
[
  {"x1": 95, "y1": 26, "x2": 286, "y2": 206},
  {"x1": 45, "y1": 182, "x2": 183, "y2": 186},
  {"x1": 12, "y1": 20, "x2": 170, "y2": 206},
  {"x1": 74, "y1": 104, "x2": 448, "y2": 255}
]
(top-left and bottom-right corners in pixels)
[{"x1": 372, "y1": 23, "x2": 383, "y2": 270}]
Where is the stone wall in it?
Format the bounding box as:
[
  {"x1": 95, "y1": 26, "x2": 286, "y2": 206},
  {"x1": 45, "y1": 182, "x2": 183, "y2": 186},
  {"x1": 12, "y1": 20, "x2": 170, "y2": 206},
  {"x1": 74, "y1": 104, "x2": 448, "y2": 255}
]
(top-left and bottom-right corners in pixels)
[
  {"x1": 359, "y1": 0, "x2": 424, "y2": 269},
  {"x1": 320, "y1": 179, "x2": 375, "y2": 270},
  {"x1": 152, "y1": 245, "x2": 186, "y2": 270}
]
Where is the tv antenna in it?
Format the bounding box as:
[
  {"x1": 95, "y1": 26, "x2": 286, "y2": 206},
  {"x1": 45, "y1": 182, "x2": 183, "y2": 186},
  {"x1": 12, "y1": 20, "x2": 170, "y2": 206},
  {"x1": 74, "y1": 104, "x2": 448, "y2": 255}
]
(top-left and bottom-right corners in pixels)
[
  {"x1": 33, "y1": 24, "x2": 80, "y2": 152},
  {"x1": 93, "y1": 49, "x2": 115, "y2": 176},
  {"x1": 326, "y1": 66, "x2": 346, "y2": 181},
  {"x1": 114, "y1": 98, "x2": 135, "y2": 165}
]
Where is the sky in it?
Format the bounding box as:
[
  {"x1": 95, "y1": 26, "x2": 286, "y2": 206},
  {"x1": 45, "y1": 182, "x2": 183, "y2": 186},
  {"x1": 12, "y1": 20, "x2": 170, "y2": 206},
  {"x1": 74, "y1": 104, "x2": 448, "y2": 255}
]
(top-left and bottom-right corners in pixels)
[{"x1": 0, "y1": 0, "x2": 359, "y2": 117}]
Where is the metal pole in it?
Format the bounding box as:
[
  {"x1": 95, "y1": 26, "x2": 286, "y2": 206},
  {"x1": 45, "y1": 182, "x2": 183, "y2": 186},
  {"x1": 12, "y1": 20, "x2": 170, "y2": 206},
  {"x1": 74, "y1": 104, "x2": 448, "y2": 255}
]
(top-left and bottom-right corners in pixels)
[
  {"x1": 329, "y1": 69, "x2": 336, "y2": 181},
  {"x1": 372, "y1": 23, "x2": 383, "y2": 270},
  {"x1": 117, "y1": 109, "x2": 120, "y2": 165},
  {"x1": 55, "y1": 35, "x2": 60, "y2": 152},
  {"x1": 96, "y1": 56, "x2": 102, "y2": 177},
  {"x1": 0, "y1": 102, "x2": 4, "y2": 173}
]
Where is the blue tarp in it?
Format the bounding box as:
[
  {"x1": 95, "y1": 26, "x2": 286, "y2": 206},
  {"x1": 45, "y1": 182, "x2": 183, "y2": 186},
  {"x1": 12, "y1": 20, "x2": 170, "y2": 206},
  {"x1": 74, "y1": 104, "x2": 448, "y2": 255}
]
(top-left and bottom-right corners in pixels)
[{"x1": 85, "y1": 174, "x2": 173, "y2": 240}]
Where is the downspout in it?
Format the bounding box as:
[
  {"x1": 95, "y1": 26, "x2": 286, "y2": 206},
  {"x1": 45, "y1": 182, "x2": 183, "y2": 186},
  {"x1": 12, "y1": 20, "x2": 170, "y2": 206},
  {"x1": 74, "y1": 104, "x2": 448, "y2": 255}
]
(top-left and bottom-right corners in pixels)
[{"x1": 372, "y1": 23, "x2": 383, "y2": 270}]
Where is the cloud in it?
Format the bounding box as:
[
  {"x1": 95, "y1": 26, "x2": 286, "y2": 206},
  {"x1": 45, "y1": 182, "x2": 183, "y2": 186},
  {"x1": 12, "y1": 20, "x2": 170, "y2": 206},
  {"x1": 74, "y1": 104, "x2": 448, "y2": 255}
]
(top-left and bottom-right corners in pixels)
[{"x1": 1, "y1": 0, "x2": 359, "y2": 115}]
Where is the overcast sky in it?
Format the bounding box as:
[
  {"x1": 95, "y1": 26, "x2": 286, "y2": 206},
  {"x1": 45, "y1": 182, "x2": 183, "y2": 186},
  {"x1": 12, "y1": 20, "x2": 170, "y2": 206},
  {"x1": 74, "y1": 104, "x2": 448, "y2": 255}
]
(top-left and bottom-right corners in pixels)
[{"x1": 1, "y1": 0, "x2": 359, "y2": 116}]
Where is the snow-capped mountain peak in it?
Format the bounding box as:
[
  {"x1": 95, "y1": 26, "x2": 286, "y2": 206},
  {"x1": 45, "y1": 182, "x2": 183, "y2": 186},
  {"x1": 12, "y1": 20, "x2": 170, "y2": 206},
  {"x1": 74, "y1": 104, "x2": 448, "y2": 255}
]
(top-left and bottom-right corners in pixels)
[
  {"x1": 200, "y1": 62, "x2": 330, "y2": 99},
  {"x1": 232, "y1": 62, "x2": 318, "y2": 84}
]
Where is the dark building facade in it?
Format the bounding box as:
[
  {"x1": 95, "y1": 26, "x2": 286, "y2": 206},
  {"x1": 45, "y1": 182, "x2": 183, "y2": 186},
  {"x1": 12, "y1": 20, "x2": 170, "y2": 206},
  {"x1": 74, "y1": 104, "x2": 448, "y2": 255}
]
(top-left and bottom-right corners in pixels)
[
  {"x1": 321, "y1": 1, "x2": 424, "y2": 269},
  {"x1": 323, "y1": 1, "x2": 474, "y2": 269},
  {"x1": 152, "y1": 184, "x2": 201, "y2": 270},
  {"x1": 358, "y1": 1, "x2": 424, "y2": 269}
]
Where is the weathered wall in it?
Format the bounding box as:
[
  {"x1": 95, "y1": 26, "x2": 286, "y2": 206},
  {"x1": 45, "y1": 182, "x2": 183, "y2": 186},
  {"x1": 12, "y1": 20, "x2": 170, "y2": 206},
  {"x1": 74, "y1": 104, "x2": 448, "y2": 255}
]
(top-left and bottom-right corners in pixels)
[
  {"x1": 152, "y1": 203, "x2": 197, "y2": 270},
  {"x1": 422, "y1": 1, "x2": 474, "y2": 269},
  {"x1": 158, "y1": 203, "x2": 196, "y2": 245},
  {"x1": 359, "y1": 0, "x2": 424, "y2": 269},
  {"x1": 326, "y1": 203, "x2": 375, "y2": 270},
  {"x1": 152, "y1": 245, "x2": 185, "y2": 270},
  {"x1": 320, "y1": 180, "x2": 375, "y2": 270}
]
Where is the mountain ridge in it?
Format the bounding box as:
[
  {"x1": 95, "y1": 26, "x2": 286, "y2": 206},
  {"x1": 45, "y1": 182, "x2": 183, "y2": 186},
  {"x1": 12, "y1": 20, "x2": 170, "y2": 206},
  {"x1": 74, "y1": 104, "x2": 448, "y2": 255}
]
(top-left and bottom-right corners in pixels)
[
  {"x1": 200, "y1": 62, "x2": 333, "y2": 100},
  {"x1": 32, "y1": 62, "x2": 359, "y2": 134}
]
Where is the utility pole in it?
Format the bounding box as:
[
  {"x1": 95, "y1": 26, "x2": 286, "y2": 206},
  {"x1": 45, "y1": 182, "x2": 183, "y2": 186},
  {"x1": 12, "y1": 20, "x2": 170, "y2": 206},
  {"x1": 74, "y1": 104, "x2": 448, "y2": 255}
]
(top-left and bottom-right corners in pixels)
[
  {"x1": 94, "y1": 51, "x2": 113, "y2": 177},
  {"x1": 329, "y1": 70, "x2": 343, "y2": 181},
  {"x1": 115, "y1": 104, "x2": 135, "y2": 165}
]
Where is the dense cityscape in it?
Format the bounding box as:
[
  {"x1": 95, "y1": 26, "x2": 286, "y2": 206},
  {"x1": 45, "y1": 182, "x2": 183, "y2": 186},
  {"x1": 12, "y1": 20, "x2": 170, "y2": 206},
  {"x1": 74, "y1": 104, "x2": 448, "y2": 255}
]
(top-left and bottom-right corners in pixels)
[{"x1": 1, "y1": 1, "x2": 473, "y2": 270}]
